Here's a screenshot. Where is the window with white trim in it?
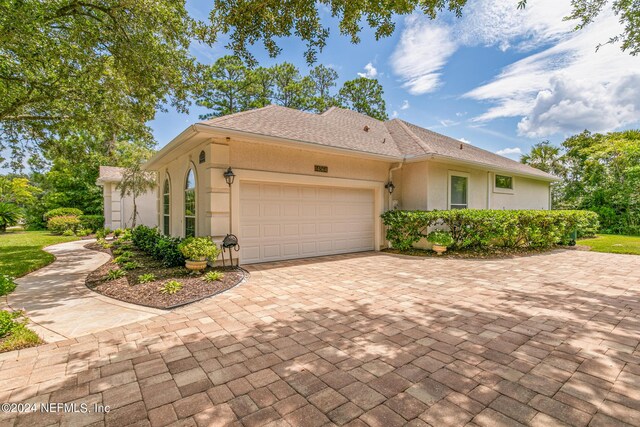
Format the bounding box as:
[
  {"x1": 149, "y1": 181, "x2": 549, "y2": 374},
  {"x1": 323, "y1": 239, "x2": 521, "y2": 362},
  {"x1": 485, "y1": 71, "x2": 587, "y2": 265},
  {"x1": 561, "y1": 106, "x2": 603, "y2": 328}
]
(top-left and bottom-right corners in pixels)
[
  {"x1": 162, "y1": 177, "x2": 170, "y2": 235},
  {"x1": 495, "y1": 174, "x2": 513, "y2": 190},
  {"x1": 185, "y1": 168, "x2": 196, "y2": 237},
  {"x1": 450, "y1": 174, "x2": 468, "y2": 209}
]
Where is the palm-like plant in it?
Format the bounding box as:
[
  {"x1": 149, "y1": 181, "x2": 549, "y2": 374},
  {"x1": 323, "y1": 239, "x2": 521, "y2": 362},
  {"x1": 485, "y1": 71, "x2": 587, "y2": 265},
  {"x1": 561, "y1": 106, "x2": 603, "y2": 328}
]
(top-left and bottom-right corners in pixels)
[
  {"x1": 521, "y1": 141, "x2": 565, "y2": 177},
  {"x1": 0, "y1": 202, "x2": 22, "y2": 232}
]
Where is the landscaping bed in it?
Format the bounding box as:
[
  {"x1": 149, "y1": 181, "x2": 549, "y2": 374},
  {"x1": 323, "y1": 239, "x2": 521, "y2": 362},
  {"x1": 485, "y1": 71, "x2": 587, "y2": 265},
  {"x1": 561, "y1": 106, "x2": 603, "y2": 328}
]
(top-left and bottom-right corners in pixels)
[{"x1": 85, "y1": 242, "x2": 246, "y2": 309}]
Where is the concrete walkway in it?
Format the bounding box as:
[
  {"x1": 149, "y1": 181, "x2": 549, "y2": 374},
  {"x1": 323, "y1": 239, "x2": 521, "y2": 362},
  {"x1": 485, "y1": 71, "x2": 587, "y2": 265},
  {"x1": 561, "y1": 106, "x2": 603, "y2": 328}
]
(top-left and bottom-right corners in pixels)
[{"x1": 7, "y1": 239, "x2": 163, "y2": 342}]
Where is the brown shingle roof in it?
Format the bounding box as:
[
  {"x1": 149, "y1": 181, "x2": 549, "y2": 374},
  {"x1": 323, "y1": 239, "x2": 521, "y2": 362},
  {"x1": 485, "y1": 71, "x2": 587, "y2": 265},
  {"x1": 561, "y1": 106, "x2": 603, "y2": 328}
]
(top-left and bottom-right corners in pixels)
[
  {"x1": 97, "y1": 166, "x2": 124, "y2": 183},
  {"x1": 198, "y1": 106, "x2": 555, "y2": 180}
]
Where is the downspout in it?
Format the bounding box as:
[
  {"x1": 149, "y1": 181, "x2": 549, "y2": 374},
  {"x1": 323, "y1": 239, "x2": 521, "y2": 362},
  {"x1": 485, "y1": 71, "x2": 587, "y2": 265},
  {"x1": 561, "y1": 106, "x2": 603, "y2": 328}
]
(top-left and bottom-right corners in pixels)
[{"x1": 487, "y1": 172, "x2": 492, "y2": 209}]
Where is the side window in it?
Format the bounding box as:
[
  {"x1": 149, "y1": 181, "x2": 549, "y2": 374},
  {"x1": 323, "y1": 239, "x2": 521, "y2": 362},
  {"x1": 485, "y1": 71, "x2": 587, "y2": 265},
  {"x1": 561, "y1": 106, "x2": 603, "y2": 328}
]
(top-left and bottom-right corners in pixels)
[
  {"x1": 450, "y1": 175, "x2": 468, "y2": 209},
  {"x1": 185, "y1": 168, "x2": 196, "y2": 237},
  {"x1": 163, "y1": 177, "x2": 170, "y2": 235}
]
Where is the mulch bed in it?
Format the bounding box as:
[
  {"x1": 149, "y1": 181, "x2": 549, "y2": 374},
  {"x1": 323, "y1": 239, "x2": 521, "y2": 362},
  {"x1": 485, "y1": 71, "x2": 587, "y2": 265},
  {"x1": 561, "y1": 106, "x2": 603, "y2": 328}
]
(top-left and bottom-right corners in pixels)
[
  {"x1": 85, "y1": 243, "x2": 246, "y2": 309},
  {"x1": 382, "y1": 246, "x2": 563, "y2": 259}
]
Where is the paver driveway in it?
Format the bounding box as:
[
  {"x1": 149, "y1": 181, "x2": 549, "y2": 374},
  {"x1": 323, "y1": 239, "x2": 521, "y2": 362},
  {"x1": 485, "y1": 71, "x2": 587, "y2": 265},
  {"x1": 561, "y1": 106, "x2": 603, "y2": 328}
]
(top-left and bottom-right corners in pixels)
[{"x1": 1, "y1": 249, "x2": 639, "y2": 427}]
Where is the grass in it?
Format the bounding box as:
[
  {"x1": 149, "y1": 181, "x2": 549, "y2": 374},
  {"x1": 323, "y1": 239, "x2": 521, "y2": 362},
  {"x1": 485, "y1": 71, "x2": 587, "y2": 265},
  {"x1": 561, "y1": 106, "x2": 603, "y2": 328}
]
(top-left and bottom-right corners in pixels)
[
  {"x1": 579, "y1": 234, "x2": 640, "y2": 255},
  {"x1": 0, "y1": 323, "x2": 42, "y2": 353},
  {"x1": 0, "y1": 230, "x2": 79, "y2": 277}
]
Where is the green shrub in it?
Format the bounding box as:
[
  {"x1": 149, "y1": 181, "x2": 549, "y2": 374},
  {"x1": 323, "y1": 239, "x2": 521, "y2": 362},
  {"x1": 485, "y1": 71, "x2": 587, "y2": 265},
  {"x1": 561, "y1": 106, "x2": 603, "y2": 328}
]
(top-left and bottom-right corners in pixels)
[
  {"x1": 131, "y1": 226, "x2": 185, "y2": 267},
  {"x1": 0, "y1": 275, "x2": 17, "y2": 297},
  {"x1": 79, "y1": 215, "x2": 104, "y2": 232},
  {"x1": 381, "y1": 209, "x2": 600, "y2": 251},
  {"x1": 44, "y1": 208, "x2": 83, "y2": 221},
  {"x1": 137, "y1": 273, "x2": 156, "y2": 284},
  {"x1": 203, "y1": 271, "x2": 224, "y2": 282},
  {"x1": 106, "y1": 269, "x2": 127, "y2": 280},
  {"x1": 113, "y1": 228, "x2": 124, "y2": 237},
  {"x1": 122, "y1": 261, "x2": 141, "y2": 270},
  {"x1": 0, "y1": 202, "x2": 22, "y2": 232},
  {"x1": 154, "y1": 235, "x2": 185, "y2": 267},
  {"x1": 47, "y1": 215, "x2": 81, "y2": 234},
  {"x1": 62, "y1": 229, "x2": 75, "y2": 236},
  {"x1": 0, "y1": 321, "x2": 41, "y2": 352},
  {"x1": 426, "y1": 230, "x2": 454, "y2": 246},
  {"x1": 114, "y1": 252, "x2": 133, "y2": 265},
  {"x1": 178, "y1": 237, "x2": 220, "y2": 261},
  {"x1": 159, "y1": 280, "x2": 182, "y2": 295}
]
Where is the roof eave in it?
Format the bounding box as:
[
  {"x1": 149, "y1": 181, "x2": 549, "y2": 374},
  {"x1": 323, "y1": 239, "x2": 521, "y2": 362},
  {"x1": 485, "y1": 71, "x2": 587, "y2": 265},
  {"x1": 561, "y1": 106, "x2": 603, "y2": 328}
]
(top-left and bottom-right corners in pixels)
[
  {"x1": 143, "y1": 125, "x2": 199, "y2": 170},
  {"x1": 407, "y1": 153, "x2": 559, "y2": 182},
  {"x1": 193, "y1": 123, "x2": 401, "y2": 162}
]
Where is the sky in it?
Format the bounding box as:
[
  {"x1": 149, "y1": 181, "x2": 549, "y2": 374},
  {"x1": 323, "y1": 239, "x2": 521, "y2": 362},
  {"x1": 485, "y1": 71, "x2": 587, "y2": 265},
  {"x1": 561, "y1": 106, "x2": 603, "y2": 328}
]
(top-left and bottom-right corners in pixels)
[{"x1": 152, "y1": 0, "x2": 640, "y2": 160}]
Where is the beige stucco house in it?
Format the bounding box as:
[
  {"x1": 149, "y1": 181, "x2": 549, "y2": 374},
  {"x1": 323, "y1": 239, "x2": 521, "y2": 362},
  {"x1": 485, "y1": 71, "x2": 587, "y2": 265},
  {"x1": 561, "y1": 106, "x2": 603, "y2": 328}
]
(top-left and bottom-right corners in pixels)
[
  {"x1": 100, "y1": 105, "x2": 555, "y2": 264},
  {"x1": 96, "y1": 166, "x2": 158, "y2": 230}
]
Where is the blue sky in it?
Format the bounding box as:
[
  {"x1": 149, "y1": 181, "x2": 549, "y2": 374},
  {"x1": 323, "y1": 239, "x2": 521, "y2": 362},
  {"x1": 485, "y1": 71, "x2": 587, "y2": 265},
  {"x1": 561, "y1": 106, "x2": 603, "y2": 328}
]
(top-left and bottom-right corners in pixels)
[{"x1": 150, "y1": 0, "x2": 640, "y2": 160}]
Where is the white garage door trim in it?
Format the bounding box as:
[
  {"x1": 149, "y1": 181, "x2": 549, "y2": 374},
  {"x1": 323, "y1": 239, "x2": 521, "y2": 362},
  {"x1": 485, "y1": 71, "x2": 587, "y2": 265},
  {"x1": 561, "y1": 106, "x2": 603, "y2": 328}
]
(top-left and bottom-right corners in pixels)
[{"x1": 230, "y1": 170, "x2": 384, "y2": 264}]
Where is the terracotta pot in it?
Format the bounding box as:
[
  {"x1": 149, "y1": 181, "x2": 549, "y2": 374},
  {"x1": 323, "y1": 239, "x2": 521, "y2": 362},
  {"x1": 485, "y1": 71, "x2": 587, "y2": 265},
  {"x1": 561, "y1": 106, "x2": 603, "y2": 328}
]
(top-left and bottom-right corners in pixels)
[
  {"x1": 185, "y1": 259, "x2": 208, "y2": 271},
  {"x1": 432, "y1": 244, "x2": 447, "y2": 255}
]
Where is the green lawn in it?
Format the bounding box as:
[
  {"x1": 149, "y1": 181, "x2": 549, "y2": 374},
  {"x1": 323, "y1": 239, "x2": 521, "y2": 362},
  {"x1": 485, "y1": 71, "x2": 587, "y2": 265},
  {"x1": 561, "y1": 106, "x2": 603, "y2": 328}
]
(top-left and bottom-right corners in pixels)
[
  {"x1": 579, "y1": 234, "x2": 640, "y2": 255},
  {"x1": 0, "y1": 230, "x2": 79, "y2": 277}
]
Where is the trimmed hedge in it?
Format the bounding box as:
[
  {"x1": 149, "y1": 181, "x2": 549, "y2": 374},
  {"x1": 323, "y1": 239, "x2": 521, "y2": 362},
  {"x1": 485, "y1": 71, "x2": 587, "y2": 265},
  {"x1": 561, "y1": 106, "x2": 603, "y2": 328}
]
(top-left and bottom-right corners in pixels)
[
  {"x1": 44, "y1": 208, "x2": 83, "y2": 221},
  {"x1": 381, "y1": 209, "x2": 599, "y2": 251},
  {"x1": 47, "y1": 215, "x2": 81, "y2": 234},
  {"x1": 131, "y1": 225, "x2": 185, "y2": 267}
]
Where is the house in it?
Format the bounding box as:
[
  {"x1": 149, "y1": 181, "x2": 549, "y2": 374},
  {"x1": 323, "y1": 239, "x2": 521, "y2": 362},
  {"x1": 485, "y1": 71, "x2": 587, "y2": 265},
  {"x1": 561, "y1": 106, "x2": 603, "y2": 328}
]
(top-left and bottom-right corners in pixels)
[
  {"x1": 100, "y1": 105, "x2": 556, "y2": 264},
  {"x1": 96, "y1": 166, "x2": 158, "y2": 230}
]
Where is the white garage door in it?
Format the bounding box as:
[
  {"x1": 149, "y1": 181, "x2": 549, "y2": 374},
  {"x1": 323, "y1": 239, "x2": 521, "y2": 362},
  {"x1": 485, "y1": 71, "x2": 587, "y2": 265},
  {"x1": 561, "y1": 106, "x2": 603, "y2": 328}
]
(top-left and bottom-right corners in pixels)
[{"x1": 239, "y1": 182, "x2": 375, "y2": 264}]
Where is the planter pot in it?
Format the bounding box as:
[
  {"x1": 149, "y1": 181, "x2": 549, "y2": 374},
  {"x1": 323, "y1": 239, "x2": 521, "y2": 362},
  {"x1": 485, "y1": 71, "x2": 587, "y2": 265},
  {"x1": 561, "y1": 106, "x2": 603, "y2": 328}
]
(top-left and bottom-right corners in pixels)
[
  {"x1": 185, "y1": 259, "x2": 208, "y2": 271},
  {"x1": 432, "y1": 244, "x2": 447, "y2": 255}
]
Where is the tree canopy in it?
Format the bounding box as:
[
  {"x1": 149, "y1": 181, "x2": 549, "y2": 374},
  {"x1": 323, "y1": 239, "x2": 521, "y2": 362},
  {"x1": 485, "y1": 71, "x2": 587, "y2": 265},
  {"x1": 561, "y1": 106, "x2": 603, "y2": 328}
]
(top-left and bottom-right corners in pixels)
[
  {"x1": 522, "y1": 130, "x2": 640, "y2": 235},
  {"x1": 208, "y1": 0, "x2": 639, "y2": 64},
  {"x1": 196, "y1": 57, "x2": 387, "y2": 119},
  {"x1": 0, "y1": 0, "x2": 197, "y2": 169}
]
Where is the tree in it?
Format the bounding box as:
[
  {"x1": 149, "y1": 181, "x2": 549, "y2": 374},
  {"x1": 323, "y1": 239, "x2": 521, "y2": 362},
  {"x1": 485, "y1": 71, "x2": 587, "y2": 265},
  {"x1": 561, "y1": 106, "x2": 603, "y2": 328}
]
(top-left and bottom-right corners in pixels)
[
  {"x1": 0, "y1": 0, "x2": 197, "y2": 169},
  {"x1": 197, "y1": 56, "x2": 256, "y2": 119},
  {"x1": 522, "y1": 130, "x2": 640, "y2": 235},
  {"x1": 116, "y1": 145, "x2": 156, "y2": 228},
  {"x1": 270, "y1": 63, "x2": 314, "y2": 110},
  {"x1": 309, "y1": 65, "x2": 339, "y2": 113},
  {"x1": 338, "y1": 78, "x2": 388, "y2": 121},
  {"x1": 0, "y1": 202, "x2": 22, "y2": 232},
  {"x1": 0, "y1": 176, "x2": 41, "y2": 206},
  {"x1": 520, "y1": 141, "x2": 565, "y2": 177},
  {"x1": 207, "y1": 0, "x2": 639, "y2": 64}
]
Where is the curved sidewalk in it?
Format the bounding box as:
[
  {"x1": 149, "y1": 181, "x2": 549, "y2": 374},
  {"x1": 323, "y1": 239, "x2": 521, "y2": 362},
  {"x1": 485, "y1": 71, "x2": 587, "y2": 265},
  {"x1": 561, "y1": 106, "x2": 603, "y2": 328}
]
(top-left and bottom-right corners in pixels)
[{"x1": 7, "y1": 239, "x2": 163, "y2": 342}]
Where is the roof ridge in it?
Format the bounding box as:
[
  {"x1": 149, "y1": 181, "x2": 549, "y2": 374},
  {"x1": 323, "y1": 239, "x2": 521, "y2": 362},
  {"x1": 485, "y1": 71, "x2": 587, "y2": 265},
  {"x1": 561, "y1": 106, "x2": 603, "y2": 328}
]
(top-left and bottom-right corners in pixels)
[
  {"x1": 393, "y1": 119, "x2": 433, "y2": 155},
  {"x1": 320, "y1": 106, "x2": 337, "y2": 116}
]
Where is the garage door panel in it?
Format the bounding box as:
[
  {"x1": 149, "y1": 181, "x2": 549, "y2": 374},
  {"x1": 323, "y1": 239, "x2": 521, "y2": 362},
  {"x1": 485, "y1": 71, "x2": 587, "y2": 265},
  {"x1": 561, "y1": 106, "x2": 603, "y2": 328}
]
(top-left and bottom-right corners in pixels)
[{"x1": 240, "y1": 182, "x2": 374, "y2": 263}]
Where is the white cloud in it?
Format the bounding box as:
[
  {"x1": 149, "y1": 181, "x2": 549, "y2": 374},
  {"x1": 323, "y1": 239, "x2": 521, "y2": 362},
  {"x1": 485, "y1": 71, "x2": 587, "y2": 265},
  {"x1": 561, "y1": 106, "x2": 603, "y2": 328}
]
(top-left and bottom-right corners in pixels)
[
  {"x1": 357, "y1": 62, "x2": 378, "y2": 78},
  {"x1": 391, "y1": 0, "x2": 640, "y2": 136},
  {"x1": 391, "y1": 110, "x2": 399, "y2": 118},
  {"x1": 390, "y1": 18, "x2": 457, "y2": 94},
  {"x1": 459, "y1": 138, "x2": 471, "y2": 144},
  {"x1": 496, "y1": 147, "x2": 522, "y2": 157},
  {"x1": 439, "y1": 119, "x2": 458, "y2": 127},
  {"x1": 401, "y1": 100, "x2": 410, "y2": 110}
]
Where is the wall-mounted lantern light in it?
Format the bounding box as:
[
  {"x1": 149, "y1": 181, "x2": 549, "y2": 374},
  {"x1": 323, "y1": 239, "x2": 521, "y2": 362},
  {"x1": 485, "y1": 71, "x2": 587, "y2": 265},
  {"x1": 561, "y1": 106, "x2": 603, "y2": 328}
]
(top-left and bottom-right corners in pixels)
[
  {"x1": 385, "y1": 181, "x2": 395, "y2": 194},
  {"x1": 223, "y1": 167, "x2": 235, "y2": 186}
]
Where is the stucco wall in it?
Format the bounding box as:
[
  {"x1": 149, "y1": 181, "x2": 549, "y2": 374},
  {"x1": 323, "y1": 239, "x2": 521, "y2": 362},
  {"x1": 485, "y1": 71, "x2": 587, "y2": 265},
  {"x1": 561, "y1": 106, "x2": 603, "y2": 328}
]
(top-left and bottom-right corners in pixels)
[
  {"x1": 157, "y1": 140, "x2": 213, "y2": 237},
  {"x1": 102, "y1": 182, "x2": 157, "y2": 230},
  {"x1": 397, "y1": 159, "x2": 550, "y2": 211}
]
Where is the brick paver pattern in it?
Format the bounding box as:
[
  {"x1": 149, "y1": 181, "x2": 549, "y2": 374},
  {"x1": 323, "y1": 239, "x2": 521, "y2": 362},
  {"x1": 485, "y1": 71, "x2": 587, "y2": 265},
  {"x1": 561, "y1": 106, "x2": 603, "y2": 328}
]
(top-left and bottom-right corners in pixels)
[{"x1": 1, "y1": 249, "x2": 639, "y2": 427}]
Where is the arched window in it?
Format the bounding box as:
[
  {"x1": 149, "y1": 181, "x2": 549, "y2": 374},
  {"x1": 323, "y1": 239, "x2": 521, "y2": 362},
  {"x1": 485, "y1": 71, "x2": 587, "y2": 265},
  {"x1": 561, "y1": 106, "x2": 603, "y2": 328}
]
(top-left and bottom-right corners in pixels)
[
  {"x1": 162, "y1": 177, "x2": 170, "y2": 235},
  {"x1": 185, "y1": 168, "x2": 196, "y2": 237},
  {"x1": 199, "y1": 150, "x2": 206, "y2": 164}
]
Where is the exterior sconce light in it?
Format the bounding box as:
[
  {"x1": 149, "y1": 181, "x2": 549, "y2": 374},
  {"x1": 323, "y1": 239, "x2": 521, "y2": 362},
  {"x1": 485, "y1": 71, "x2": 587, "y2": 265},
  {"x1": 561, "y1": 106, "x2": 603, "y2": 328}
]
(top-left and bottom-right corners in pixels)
[
  {"x1": 385, "y1": 181, "x2": 395, "y2": 194},
  {"x1": 223, "y1": 167, "x2": 235, "y2": 186}
]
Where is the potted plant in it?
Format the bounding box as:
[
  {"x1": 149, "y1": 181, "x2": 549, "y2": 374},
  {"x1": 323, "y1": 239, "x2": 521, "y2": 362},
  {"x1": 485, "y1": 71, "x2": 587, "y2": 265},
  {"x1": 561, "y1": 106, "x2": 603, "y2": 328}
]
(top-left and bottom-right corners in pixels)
[
  {"x1": 427, "y1": 230, "x2": 454, "y2": 255},
  {"x1": 178, "y1": 237, "x2": 220, "y2": 271}
]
